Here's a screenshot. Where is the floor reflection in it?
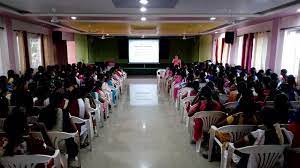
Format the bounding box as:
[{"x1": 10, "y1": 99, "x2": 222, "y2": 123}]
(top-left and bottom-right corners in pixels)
[{"x1": 129, "y1": 84, "x2": 158, "y2": 106}]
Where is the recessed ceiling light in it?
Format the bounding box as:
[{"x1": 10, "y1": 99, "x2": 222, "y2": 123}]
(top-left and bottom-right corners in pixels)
[
  {"x1": 141, "y1": 16, "x2": 147, "y2": 21},
  {"x1": 210, "y1": 17, "x2": 216, "y2": 21},
  {"x1": 297, "y1": 8, "x2": 300, "y2": 13},
  {"x1": 106, "y1": 33, "x2": 110, "y2": 36},
  {"x1": 71, "y1": 16, "x2": 77, "y2": 20},
  {"x1": 140, "y1": 7, "x2": 147, "y2": 12},
  {"x1": 139, "y1": 0, "x2": 148, "y2": 5}
]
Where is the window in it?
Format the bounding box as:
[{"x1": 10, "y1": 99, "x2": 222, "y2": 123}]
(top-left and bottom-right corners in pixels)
[
  {"x1": 281, "y1": 29, "x2": 300, "y2": 79},
  {"x1": 27, "y1": 33, "x2": 43, "y2": 68},
  {"x1": 0, "y1": 29, "x2": 9, "y2": 76},
  {"x1": 252, "y1": 32, "x2": 269, "y2": 70},
  {"x1": 215, "y1": 33, "x2": 231, "y2": 65},
  {"x1": 236, "y1": 36, "x2": 243, "y2": 65}
]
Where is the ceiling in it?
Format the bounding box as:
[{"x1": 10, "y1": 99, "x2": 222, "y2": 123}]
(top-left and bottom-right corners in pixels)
[{"x1": 0, "y1": 0, "x2": 299, "y2": 36}]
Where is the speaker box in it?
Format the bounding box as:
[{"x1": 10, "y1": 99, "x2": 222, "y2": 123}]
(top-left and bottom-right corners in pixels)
[
  {"x1": 225, "y1": 32, "x2": 234, "y2": 44},
  {"x1": 52, "y1": 31, "x2": 62, "y2": 42}
]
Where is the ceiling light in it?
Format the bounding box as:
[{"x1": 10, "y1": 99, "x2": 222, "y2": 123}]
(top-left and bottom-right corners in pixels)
[
  {"x1": 297, "y1": 8, "x2": 300, "y2": 13},
  {"x1": 140, "y1": 7, "x2": 147, "y2": 12},
  {"x1": 141, "y1": 17, "x2": 147, "y2": 21},
  {"x1": 71, "y1": 16, "x2": 77, "y2": 20},
  {"x1": 215, "y1": 32, "x2": 218, "y2": 34},
  {"x1": 106, "y1": 33, "x2": 110, "y2": 36},
  {"x1": 210, "y1": 17, "x2": 216, "y2": 21},
  {"x1": 139, "y1": 0, "x2": 148, "y2": 5}
]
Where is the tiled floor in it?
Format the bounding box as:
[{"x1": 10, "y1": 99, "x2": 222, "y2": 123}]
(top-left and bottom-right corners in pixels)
[{"x1": 81, "y1": 78, "x2": 219, "y2": 168}]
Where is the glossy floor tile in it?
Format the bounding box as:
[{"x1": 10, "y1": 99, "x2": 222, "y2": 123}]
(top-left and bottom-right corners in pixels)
[{"x1": 81, "y1": 78, "x2": 219, "y2": 168}]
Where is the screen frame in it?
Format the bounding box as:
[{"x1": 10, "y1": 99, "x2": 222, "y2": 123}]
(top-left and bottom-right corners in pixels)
[{"x1": 128, "y1": 38, "x2": 160, "y2": 64}]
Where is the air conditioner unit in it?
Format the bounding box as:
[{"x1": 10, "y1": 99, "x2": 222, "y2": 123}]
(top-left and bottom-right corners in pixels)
[{"x1": 130, "y1": 25, "x2": 158, "y2": 35}]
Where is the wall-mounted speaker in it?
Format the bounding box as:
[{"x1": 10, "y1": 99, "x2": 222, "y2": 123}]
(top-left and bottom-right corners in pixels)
[{"x1": 225, "y1": 32, "x2": 234, "y2": 44}]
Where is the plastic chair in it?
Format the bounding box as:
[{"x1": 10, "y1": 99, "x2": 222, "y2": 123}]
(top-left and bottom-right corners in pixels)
[
  {"x1": 290, "y1": 101, "x2": 300, "y2": 109},
  {"x1": 177, "y1": 87, "x2": 194, "y2": 111},
  {"x1": 189, "y1": 111, "x2": 227, "y2": 153},
  {"x1": 219, "y1": 94, "x2": 229, "y2": 105},
  {"x1": 180, "y1": 96, "x2": 196, "y2": 124},
  {"x1": 223, "y1": 102, "x2": 238, "y2": 113},
  {"x1": 70, "y1": 116, "x2": 92, "y2": 151},
  {"x1": 32, "y1": 131, "x2": 80, "y2": 168},
  {"x1": 208, "y1": 125, "x2": 257, "y2": 166},
  {"x1": 1, "y1": 149, "x2": 60, "y2": 168},
  {"x1": 227, "y1": 143, "x2": 288, "y2": 168}
]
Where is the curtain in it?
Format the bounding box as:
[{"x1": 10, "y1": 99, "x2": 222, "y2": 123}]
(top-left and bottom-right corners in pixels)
[
  {"x1": 281, "y1": 30, "x2": 300, "y2": 82},
  {"x1": 241, "y1": 33, "x2": 254, "y2": 70},
  {"x1": 43, "y1": 35, "x2": 50, "y2": 66},
  {"x1": 27, "y1": 33, "x2": 43, "y2": 68},
  {"x1": 214, "y1": 38, "x2": 219, "y2": 63},
  {"x1": 15, "y1": 31, "x2": 26, "y2": 73},
  {"x1": 0, "y1": 29, "x2": 10, "y2": 76},
  {"x1": 235, "y1": 36, "x2": 244, "y2": 66},
  {"x1": 221, "y1": 41, "x2": 231, "y2": 65},
  {"x1": 220, "y1": 38, "x2": 225, "y2": 63},
  {"x1": 252, "y1": 32, "x2": 269, "y2": 70}
]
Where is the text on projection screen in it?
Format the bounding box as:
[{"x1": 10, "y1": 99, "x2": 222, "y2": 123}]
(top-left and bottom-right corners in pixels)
[{"x1": 129, "y1": 40, "x2": 159, "y2": 63}]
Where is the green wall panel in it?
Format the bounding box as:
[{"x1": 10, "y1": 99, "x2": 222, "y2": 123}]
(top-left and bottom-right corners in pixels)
[
  {"x1": 198, "y1": 35, "x2": 213, "y2": 62},
  {"x1": 75, "y1": 34, "x2": 89, "y2": 63}
]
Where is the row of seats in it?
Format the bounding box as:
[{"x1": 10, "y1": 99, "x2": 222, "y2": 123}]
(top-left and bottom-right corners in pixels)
[
  {"x1": 0, "y1": 68, "x2": 127, "y2": 168},
  {"x1": 157, "y1": 68, "x2": 300, "y2": 168}
]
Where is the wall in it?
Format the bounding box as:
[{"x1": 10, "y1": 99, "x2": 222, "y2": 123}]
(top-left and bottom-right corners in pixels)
[
  {"x1": 87, "y1": 37, "x2": 200, "y2": 64},
  {"x1": 67, "y1": 41, "x2": 76, "y2": 64},
  {"x1": 75, "y1": 34, "x2": 89, "y2": 63},
  {"x1": 198, "y1": 35, "x2": 213, "y2": 62}
]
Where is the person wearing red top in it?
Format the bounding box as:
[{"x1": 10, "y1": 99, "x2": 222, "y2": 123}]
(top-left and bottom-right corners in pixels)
[
  {"x1": 172, "y1": 55, "x2": 182, "y2": 67},
  {"x1": 187, "y1": 86, "x2": 222, "y2": 143}
]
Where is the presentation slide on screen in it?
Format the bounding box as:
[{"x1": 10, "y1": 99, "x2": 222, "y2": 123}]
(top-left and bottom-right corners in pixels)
[{"x1": 129, "y1": 40, "x2": 159, "y2": 63}]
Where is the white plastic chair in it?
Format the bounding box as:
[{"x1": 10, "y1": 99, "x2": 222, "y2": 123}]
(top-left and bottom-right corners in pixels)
[
  {"x1": 189, "y1": 111, "x2": 227, "y2": 153},
  {"x1": 290, "y1": 101, "x2": 300, "y2": 109},
  {"x1": 219, "y1": 94, "x2": 229, "y2": 104},
  {"x1": 177, "y1": 87, "x2": 194, "y2": 111},
  {"x1": 180, "y1": 96, "x2": 196, "y2": 124},
  {"x1": 157, "y1": 69, "x2": 166, "y2": 88},
  {"x1": 208, "y1": 125, "x2": 257, "y2": 166},
  {"x1": 227, "y1": 144, "x2": 288, "y2": 168},
  {"x1": 70, "y1": 116, "x2": 92, "y2": 151},
  {"x1": 32, "y1": 131, "x2": 80, "y2": 168},
  {"x1": 1, "y1": 149, "x2": 60, "y2": 168},
  {"x1": 224, "y1": 102, "x2": 238, "y2": 109}
]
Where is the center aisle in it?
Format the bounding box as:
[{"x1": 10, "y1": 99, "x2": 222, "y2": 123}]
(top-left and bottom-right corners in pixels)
[{"x1": 81, "y1": 78, "x2": 219, "y2": 168}]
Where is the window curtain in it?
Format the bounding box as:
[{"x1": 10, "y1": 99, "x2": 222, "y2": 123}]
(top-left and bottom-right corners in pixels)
[
  {"x1": 15, "y1": 31, "x2": 26, "y2": 73},
  {"x1": 42, "y1": 35, "x2": 50, "y2": 66},
  {"x1": 281, "y1": 30, "x2": 300, "y2": 82},
  {"x1": 241, "y1": 33, "x2": 254, "y2": 70},
  {"x1": 252, "y1": 32, "x2": 269, "y2": 70},
  {"x1": 0, "y1": 29, "x2": 10, "y2": 76},
  {"x1": 214, "y1": 38, "x2": 219, "y2": 63},
  {"x1": 27, "y1": 33, "x2": 43, "y2": 68},
  {"x1": 221, "y1": 41, "x2": 231, "y2": 65}
]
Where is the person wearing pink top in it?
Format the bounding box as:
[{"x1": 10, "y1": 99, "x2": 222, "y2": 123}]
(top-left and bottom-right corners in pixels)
[
  {"x1": 172, "y1": 55, "x2": 182, "y2": 67},
  {"x1": 173, "y1": 71, "x2": 183, "y2": 101}
]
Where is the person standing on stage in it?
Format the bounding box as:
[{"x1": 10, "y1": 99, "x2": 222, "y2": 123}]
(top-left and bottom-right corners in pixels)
[{"x1": 172, "y1": 55, "x2": 182, "y2": 68}]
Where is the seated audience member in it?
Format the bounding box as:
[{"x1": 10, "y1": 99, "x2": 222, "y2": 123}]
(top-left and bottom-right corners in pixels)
[
  {"x1": 3, "y1": 107, "x2": 55, "y2": 157},
  {"x1": 173, "y1": 70, "x2": 184, "y2": 101},
  {"x1": 206, "y1": 81, "x2": 220, "y2": 102},
  {"x1": 217, "y1": 95, "x2": 258, "y2": 126},
  {"x1": 181, "y1": 80, "x2": 199, "y2": 99},
  {"x1": 38, "y1": 92, "x2": 79, "y2": 163},
  {"x1": 273, "y1": 93, "x2": 290, "y2": 124},
  {"x1": 232, "y1": 107, "x2": 293, "y2": 168},
  {"x1": 187, "y1": 86, "x2": 222, "y2": 146},
  {"x1": 287, "y1": 110, "x2": 300, "y2": 168},
  {"x1": 279, "y1": 69, "x2": 288, "y2": 85},
  {"x1": 82, "y1": 87, "x2": 98, "y2": 134},
  {"x1": 0, "y1": 95, "x2": 9, "y2": 118}
]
